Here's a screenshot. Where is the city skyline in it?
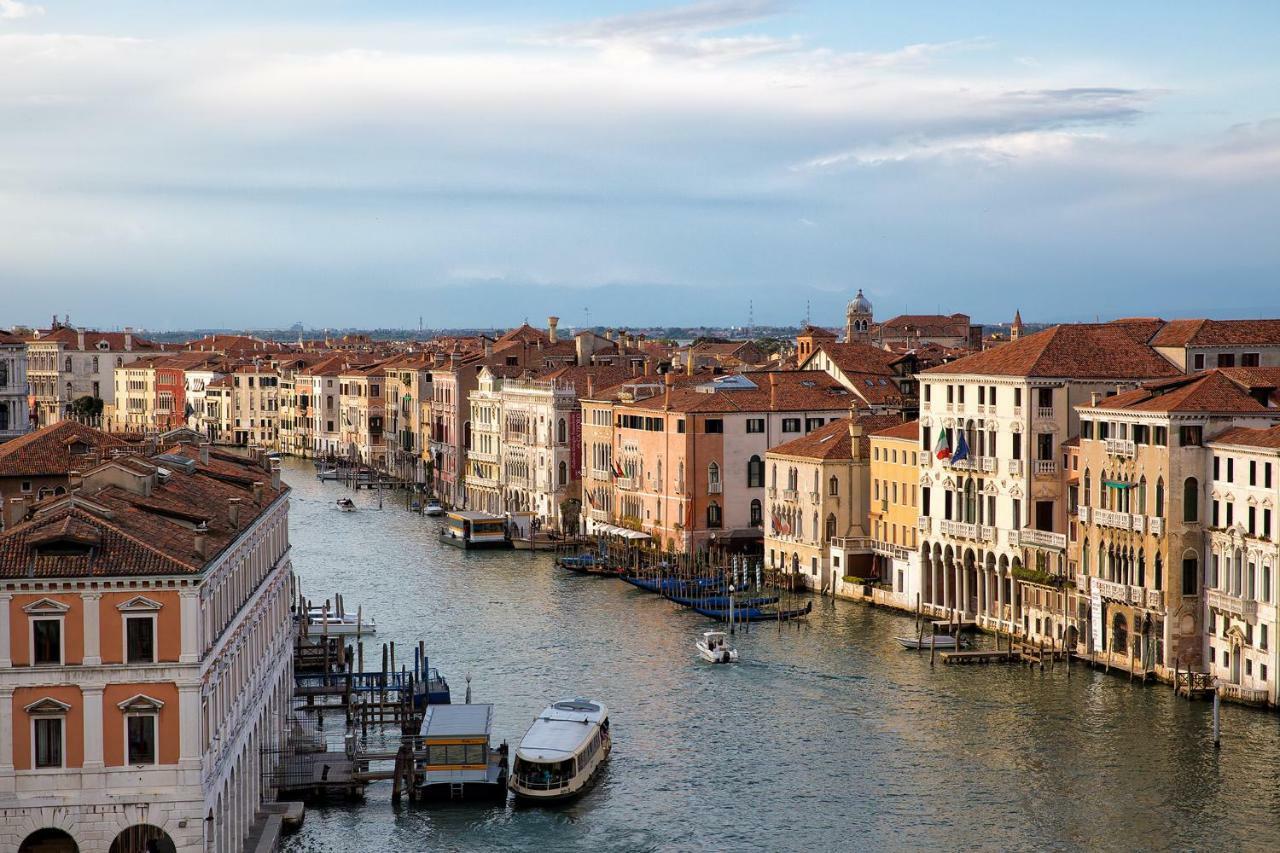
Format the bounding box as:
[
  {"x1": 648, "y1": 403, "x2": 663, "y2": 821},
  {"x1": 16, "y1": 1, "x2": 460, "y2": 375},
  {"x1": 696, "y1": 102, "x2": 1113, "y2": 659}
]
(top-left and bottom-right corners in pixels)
[{"x1": 3, "y1": 1, "x2": 1280, "y2": 328}]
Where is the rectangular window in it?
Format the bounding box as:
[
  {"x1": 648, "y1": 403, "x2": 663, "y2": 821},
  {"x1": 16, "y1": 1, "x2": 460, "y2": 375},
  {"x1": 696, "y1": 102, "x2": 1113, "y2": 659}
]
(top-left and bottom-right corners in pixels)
[
  {"x1": 1213, "y1": 500, "x2": 1220, "y2": 527},
  {"x1": 1014, "y1": 387, "x2": 1022, "y2": 408},
  {"x1": 126, "y1": 616, "x2": 156, "y2": 664},
  {"x1": 34, "y1": 717, "x2": 63, "y2": 768},
  {"x1": 923, "y1": 385, "x2": 931, "y2": 402},
  {"x1": 1267, "y1": 463, "x2": 1274, "y2": 489},
  {"x1": 1250, "y1": 460, "x2": 1257, "y2": 486},
  {"x1": 676, "y1": 420, "x2": 685, "y2": 434},
  {"x1": 127, "y1": 714, "x2": 157, "y2": 765},
  {"x1": 922, "y1": 426, "x2": 931, "y2": 453},
  {"x1": 1226, "y1": 502, "x2": 1234, "y2": 527},
  {"x1": 1214, "y1": 456, "x2": 1221, "y2": 479},
  {"x1": 1227, "y1": 458, "x2": 1234, "y2": 482},
  {"x1": 1179, "y1": 426, "x2": 1202, "y2": 446},
  {"x1": 1012, "y1": 498, "x2": 1021, "y2": 530},
  {"x1": 704, "y1": 419, "x2": 723, "y2": 434},
  {"x1": 1012, "y1": 433, "x2": 1022, "y2": 460},
  {"x1": 1193, "y1": 353, "x2": 1205, "y2": 371},
  {"x1": 805, "y1": 418, "x2": 824, "y2": 432},
  {"x1": 1218, "y1": 353, "x2": 1236, "y2": 368},
  {"x1": 1249, "y1": 506, "x2": 1257, "y2": 536},
  {"x1": 745, "y1": 418, "x2": 765, "y2": 433},
  {"x1": 1081, "y1": 421, "x2": 1094, "y2": 440},
  {"x1": 1154, "y1": 426, "x2": 1168, "y2": 446},
  {"x1": 1242, "y1": 352, "x2": 1261, "y2": 367},
  {"x1": 782, "y1": 418, "x2": 801, "y2": 433},
  {"x1": 32, "y1": 619, "x2": 62, "y2": 666},
  {"x1": 1182, "y1": 558, "x2": 1197, "y2": 596}
]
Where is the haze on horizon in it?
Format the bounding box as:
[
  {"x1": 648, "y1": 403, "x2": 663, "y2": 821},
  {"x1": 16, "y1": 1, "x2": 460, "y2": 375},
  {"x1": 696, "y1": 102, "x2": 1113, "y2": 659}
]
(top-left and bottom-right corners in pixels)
[{"x1": 2, "y1": 0, "x2": 1279, "y2": 331}]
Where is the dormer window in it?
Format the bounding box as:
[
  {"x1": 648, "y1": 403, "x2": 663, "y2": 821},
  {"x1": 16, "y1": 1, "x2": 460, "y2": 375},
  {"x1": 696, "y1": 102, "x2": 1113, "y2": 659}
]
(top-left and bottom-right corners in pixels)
[{"x1": 96, "y1": 340, "x2": 110, "y2": 351}]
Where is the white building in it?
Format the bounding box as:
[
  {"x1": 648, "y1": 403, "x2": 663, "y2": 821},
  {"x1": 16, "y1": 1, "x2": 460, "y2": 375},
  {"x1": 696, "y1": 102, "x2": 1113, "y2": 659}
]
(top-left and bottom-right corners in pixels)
[
  {"x1": 26, "y1": 325, "x2": 158, "y2": 427},
  {"x1": 0, "y1": 332, "x2": 28, "y2": 443}
]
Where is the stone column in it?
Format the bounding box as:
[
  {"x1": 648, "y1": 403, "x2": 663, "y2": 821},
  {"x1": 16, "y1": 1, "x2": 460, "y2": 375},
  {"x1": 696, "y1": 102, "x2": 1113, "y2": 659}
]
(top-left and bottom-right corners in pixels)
[
  {"x1": 0, "y1": 687, "x2": 13, "y2": 774},
  {"x1": 81, "y1": 591, "x2": 102, "y2": 666},
  {"x1": 0, "y1": 592, "x2": 11, "y2": 667},
  {"x1": 180, "y1": 590, "x2": 201, "y2": 663},
  {"x1": 977, "y1": 568, "x2": 986, "y2": 619},
  {"x1": 996, "y1": 571, "x2": 1004, "y2": 628},
  {"x1": 82, "y1": 683, "x2": 105, "y2": 769},
  {"x1": 179, "y1": 683, "x2": 202, "y2": 765},
  {"x1": 942, "y1": 560, "x2": 951, "y2": 611},
  {"x1": 961, "y1": 565, "x2": 971, "y2": 618}
]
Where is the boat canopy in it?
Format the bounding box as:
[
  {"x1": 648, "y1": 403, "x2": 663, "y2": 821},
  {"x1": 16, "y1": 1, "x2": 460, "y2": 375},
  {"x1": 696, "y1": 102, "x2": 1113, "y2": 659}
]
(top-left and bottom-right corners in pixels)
[
  {"x1": 593, "y1": 522, "x2": 650, "y2": 540},
  {"x1": 516, "y1": 700, "x2": 608, "y2": 762}
]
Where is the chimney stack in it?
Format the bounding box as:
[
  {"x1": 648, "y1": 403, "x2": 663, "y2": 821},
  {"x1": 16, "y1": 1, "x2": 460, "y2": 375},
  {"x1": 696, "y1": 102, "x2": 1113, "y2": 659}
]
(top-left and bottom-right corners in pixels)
[
  {"x1": 270, "y1": 462, "x2": 281, "y2": 491},
  {"x1": 586, "y1": 376, "x2": 595, "y2": 399},
  {"x1": 252, "y1": 481, "x2": 264, "y2": 504},
  {"x1": 124, "y1": 327, "x2": 133, "y2": 352},
  {"x1": 194, "y1": 522, "x2": 209, "y2": 560},
  {"x1": 199, "y1": 444, "x2": 209, "y2": 465},
  {"x1": 769, "y1": 372, "x2": 777, "y2": 410},
  {"x1": 228, "y1": 497, "x2": 242, "y2": 529},
  {"x1": 6, "y1": 497, "x2": 25, "y2": 529},
  {"x1": 644, "y1": 359, "x2": 653, "y2": 377},
  {"x1": 664, "y1": 372, "x2": 675, "y2": 388},
  {"x1": 848, "y1": 420, "x2": 864, "y2": 459},
  {"x1": 484, "y1": 339, "x2": 493, "y2": 359},
  {"x1": 1090, "y1": 392, "x2": 1101, "y2": 406},
  {"x1": 68, "y1": 470, "x2": 82, "y2": 493},
  {"x1": 685, "y1": 351, "x2": 695, "y2": 376},
  {"x1": 77, "y1": 329, "x2": 85, "y2": 351},
  {"x1": 548, "y1": 316, "x2": 559, "y2": 344}
]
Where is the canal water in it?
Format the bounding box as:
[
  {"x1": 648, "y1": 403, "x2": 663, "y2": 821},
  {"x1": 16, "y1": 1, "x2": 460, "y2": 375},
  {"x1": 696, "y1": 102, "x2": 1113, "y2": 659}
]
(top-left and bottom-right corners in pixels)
[{"x1": 279, "y1": 460, "x2": 1280, "y2": 852}]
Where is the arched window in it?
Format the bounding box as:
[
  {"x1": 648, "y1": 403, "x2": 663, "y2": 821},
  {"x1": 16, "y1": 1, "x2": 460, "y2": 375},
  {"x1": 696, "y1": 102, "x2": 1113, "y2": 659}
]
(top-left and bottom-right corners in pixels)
[
  {"x1": 750, "y1": 499, "x2": 762, "y2": 526},
  {"x1": 1082, "y1": 541, "x2": 1090, "y2": 575},
  {"x1": 747, "y1": 455, "x2": 764, "y2": 488},
  {"x1": 116, "y1": 356, "x2": 123, "y2": 368},
  {"x1": 708, "y1": 462, "x2": 721, "y2": 490},
  {"x1": 788, "y1": 467, "x2": 798, "y2": 490},
  {"x1": 1, "y1": 361, "x2": 9, "y2": 387},
  {"x1": 828, "y1": 475, "x2": 839, "y2": 496},
  {"x1": 1155, "y1": 478, "x2": 1165, "y2": 517},
  {"x1": 964, "y1": 478, "x2": 976, "y2": 524},
  {"x1": 1137, "y1": 476, "x2": 1147, "y2": 515},
  {"x1": 770, "y1": 464, "x2": 777, "y2": 488},
  {"x1": 707, "y1": 501, "x2": 722, "y2": 529},
  {"x1": 825, "y1": 513, "x2": 836, "y2": 540},
  {"x1": 64, "y1": 356, "x2": 72, "y2": 373},
  {"x1": 812, "y1": 512, "x2": 818, "y2": 540},
  {"x1": 1083, "y1": 470, "x2": 1091, "y2": 507},
  {"x1": 558, "y1": 461, "x2": 567, "y2": 486},
  {"x1": 1181, "y1": 551, "x2": 1198, "y2": 596},
  {"x1": 91, "y1": 355, "x2": 99, "y2": 373},
  {"x1": 1182, "y1": 477, "x2": 1199, "y2": 523},
  {"x1": 557, "y1": 418, "x2": 566, "y2": 443}
]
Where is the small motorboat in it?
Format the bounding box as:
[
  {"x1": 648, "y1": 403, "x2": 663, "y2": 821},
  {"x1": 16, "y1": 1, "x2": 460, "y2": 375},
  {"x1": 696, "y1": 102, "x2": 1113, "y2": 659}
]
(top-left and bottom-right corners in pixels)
[
  {"x1": 894, "y1": 633, "x2": 966, "y2": 650},
  {"x1": 423, "y1": 499, "x2": 444, "y2": 517},
  {"x1": 335, "y1": 498, "x2": 357, "y2": 512},
  {"x1": 696, "y1": 630, "x2": 738, "y2": 664}
]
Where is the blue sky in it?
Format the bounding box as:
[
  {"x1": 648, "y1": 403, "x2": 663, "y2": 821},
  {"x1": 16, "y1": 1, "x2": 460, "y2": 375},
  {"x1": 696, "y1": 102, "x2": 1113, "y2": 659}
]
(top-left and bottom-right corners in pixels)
[{"x1": 2, "y1": 1, "x2": 1279, "y2": 331}]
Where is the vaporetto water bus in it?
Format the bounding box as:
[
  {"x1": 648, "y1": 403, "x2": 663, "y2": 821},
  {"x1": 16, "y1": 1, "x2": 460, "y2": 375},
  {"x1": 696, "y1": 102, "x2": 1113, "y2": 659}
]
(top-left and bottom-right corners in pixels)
[{"x1": 509, "y1": 699, "x2": 611, "y2": 802}]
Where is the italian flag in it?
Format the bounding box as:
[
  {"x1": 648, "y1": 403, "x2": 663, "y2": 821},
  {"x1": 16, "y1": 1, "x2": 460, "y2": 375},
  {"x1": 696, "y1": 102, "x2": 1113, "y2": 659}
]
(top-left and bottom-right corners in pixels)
[{"x1": 934, "y1": 427, "x2": 951, "y2": 460}]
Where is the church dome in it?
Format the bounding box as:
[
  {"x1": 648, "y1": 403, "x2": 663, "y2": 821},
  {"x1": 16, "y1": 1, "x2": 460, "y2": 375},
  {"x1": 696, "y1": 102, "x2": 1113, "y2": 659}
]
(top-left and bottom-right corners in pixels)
[{"x1": 848, "y1": 289, "x2": 872, "y2": 316}]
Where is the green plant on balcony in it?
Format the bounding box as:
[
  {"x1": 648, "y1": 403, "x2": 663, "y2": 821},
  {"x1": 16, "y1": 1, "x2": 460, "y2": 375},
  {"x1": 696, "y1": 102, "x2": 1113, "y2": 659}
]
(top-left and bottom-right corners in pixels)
[{"x1": 1012, "y1": 565, "x2": 1060, "y2": 586}]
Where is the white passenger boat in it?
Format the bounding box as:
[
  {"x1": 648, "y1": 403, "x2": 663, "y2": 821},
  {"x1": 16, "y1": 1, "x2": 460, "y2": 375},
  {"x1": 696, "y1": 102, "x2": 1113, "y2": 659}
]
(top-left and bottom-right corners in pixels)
[
  {"x1": 336, "y1": 498, "x2": 356, "y2": 512},
  {"x1": 510, "y1": 699, "x2": 610, "y2": 802},
  {"x1": 424, "y1": 499, "x2": 444, "y2": 517},
  {"x1": 696, "y1": 630, "x2": 738, "y2": 664},
  {"x1": 895, "y1": 633, "x2": 964, "y2": 650}
]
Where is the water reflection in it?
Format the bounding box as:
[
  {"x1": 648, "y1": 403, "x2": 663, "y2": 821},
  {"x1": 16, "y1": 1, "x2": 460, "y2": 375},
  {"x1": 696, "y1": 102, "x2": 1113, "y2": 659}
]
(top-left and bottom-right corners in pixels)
[{"x1": 280, "y1": 459, "x2": 1280, "y2": 851}]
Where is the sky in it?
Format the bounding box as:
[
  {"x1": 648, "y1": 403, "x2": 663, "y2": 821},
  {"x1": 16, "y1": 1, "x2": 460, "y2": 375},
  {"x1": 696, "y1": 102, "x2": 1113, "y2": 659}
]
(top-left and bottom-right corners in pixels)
[{"x1": 2, "y1": 1, "x2": 1280, "y2": 331}]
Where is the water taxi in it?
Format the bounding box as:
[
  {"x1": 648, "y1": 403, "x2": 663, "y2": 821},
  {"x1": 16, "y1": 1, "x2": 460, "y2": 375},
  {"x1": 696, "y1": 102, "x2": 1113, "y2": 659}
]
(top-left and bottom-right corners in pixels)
[
  {"x1": 335, "y1": 497, "x2": 356, "y2": 512},
  {"x1": 424, "y1": 499, "x2": 444, "y2": 517},
  {"x1": 894, "y1": 633, "x2": 966, "y2": 650},
  {"x1": 510, "y1": 699, "x2": 610, "y2": 803},
  {"x1": 440, "y1": 511, "x2": 512, "y2": 549},
  {"x1": 696, "y1": 630, "x2": 738, "y2": 664},
  {"x1": 416, "y1": 704, "x2": 508, "y2": 801}
]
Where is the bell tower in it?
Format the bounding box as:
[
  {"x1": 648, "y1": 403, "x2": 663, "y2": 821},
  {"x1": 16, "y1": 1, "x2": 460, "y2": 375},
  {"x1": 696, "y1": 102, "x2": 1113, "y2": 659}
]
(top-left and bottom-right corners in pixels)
[{"x1": 845, "y1": 289, "x2": 873, "y2": 343}]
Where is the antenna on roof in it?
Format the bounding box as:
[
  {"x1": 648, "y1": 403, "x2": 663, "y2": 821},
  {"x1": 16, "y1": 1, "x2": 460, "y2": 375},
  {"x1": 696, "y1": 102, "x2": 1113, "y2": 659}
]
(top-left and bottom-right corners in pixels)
[{"x1": 748, "y1": 299, "x2": 754, "y2": 337}]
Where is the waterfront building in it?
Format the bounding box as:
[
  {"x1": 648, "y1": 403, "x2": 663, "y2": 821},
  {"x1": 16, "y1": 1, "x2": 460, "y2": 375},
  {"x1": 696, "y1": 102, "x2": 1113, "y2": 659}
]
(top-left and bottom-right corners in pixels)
[
  {"x1": 26, "y1": 325, "x2": 157, "y2": 428},
  {"x1": 0, "y1": 423, "x2": 131, "y2": 532},
  {"x1": 337, "y1": 363, "x2": 387, "y2": 466},
  {"x1": 1204, "y1": 422, "x2": 1280, "y2": 706},
  {"x1": 296, "y1": 355, "x2": 347, "y2": 459},
  {"x1": 0, "y1": 439, "x2": 293, "y2": 852},
  {"x1": 465, "y1": 367, "x2": 508, "y2": 515},
  {"x1": 430, "y1": 353, "x2": 481, "y2": 507},
  {"x1": 764, "y1": 413, "x2": 899, "y2": 593},
  {"x1": 381, "y1": 354, "x2": 435, "y2": 484},
  {"x1": 0, "y1": 332, "x2": 29, "y2": 443},
  {"x1": 867, "y1": 420, "x2": 922, "y2": 608},
  {"x1": 1072, "y1": 369, "x2": 1280, "y2": 674},
  {"x1": 111, "y1": 352, "x2": 226, "y2": 435},
  {"x1": 228, "y1": 363, "x2": 282, "y2": 449},
  {"x1": 916, "y1": 320, "x2": 1183, "y2": 635}
]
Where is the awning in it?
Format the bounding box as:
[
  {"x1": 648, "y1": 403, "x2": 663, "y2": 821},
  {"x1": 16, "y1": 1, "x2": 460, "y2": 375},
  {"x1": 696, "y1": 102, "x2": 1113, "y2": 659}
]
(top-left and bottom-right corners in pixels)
[
  {"x1": 592, "y1": 522, "x2": 651, "y2": 541},
  {"x1": 710, "y1": 527, "x2": 764, "y2": 541},
  {"x1": 1103, "y1": 480, "x2": 1136, "y2": 489}
]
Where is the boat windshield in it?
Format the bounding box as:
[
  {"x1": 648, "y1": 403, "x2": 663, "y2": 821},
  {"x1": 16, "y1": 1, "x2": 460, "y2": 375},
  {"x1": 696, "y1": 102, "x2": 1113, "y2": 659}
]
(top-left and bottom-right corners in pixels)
[{"x1": 513, "y1": 756, "x2": 576, "y2": 790}]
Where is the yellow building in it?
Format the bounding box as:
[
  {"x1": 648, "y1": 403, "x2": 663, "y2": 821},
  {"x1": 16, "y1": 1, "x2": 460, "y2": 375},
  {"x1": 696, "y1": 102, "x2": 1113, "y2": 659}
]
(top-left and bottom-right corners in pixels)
[{"x1": 869, "y1": 420, "x2": 921, "y2": 606}]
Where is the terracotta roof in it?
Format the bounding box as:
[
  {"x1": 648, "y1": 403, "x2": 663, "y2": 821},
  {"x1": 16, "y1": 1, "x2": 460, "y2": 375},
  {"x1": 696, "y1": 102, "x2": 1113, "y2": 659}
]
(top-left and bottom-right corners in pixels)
[
  {"x1": 797, "y1": 325, "x2": 838, "y2": 338},
  {"x1": 872, "y1": 419, "x2": 920, "y2": 441},
  {"x1": 811, "y1": 342, "x2": 901, "y2": 376},
  {"x1": 1209, "y1": 425, "x2": 1280, "y2": 450},
  {"x1": 876, "y1": 314, "x2": 970, "y2": 334},
  {"x1": 0, "y1": 422, "x2": 132, "y2": 478},
  {"x1": 534, "y1": 364, "x2": 637, "y2": 392},
  {"x1": 0, "y1": 445, "x2": 284, "y2": 579},
  {"x1": 924, "y1": 322, "x2": 1181, "y2": 379},
  {"x1": 493, "y1": 324, "x2": 551, "y2": 349},
  {"x1": 31, "y1": 327, "x2": 157, "y2": 352},
  {"x1": 0, "y1": 330, "x2": 25, "y2": 346},
  {"x1": 623, "y1": 371, "x2": 859, "y2": 414},
  {"x1": 182, "y1": 334, "x2": 292, "y2": 353},
  {"x1": 1150, "y1": 319, "x2": 1280, "y2": 348},
  {"x1": 769, "y1": 413, "x2": 904, "y2": 460},
  {"x1": 1091, "y1": 369, "x2": 1274, "y2": 414}
]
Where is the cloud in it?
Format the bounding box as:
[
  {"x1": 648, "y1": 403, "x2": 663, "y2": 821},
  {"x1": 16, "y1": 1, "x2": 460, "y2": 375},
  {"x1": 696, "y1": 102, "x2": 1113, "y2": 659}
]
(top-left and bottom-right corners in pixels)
[
  {"x1": 795, "y1": 130, "x2": 1102, "y2": 170},
  {"x1": 0, "y1": 0, "x2": 42, "y2": 20},
  {"x1": 553, "y1": 0, "x2": 785, "y2": 42}
]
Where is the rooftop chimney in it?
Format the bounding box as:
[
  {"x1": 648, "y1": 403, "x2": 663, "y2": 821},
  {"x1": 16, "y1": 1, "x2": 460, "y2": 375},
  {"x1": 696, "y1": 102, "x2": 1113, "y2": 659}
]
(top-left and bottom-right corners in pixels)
[
  {"x1": 484, "y1": 339, "x2": 493, "y2": 358},
  {"x1": 6, "y1": 497, "x2": 25, "y2": 529},
  {"x1": 124, "y1": 327, "x2": 133, "y2": 352},
  {"x1": 548, "y1": 316, "x2": 559, "y2": 344},
  {"x1": 252, "y1": 481, "x2": 264, "y2": 504},
  {"x1": 685, "y1": 352, "x2": 695, "y2": 376},
  {"x1": 199, "y1": 444, "x2": 209, "y2": 465},
  {"x1": 228, "y1": 497, "x2": 242, "y2": 529},
  {"x1": 1090, "y1": 392, "x2": 1101, "y2": 406},
  {"x1": 270, "y1": 462, "x2": 281, "y2": 491},
  {"x1": 769, "y1": 372, "x2": 778, "y2": 409},
  {"x1": 848, "y1": 420, "x2": 865, "y2": 459},
  {"x1": 664, "y1": 372, "x2": 675, "y2": 387},
  {"x1": 76, "y1": 329, "x2": 85, "y2": 351},
  {"x1": 586, "y1": 376, "x2": 595, "y2": 399},
  {"x1": 644, "y1": 359, "x2": 653, "y2": 377},
  {"x1": 194, "y1": 522, "x2": 209, "y2": 560},
  {"x1": 68, "y1": 470, "x2": 82, "y2": 493}
]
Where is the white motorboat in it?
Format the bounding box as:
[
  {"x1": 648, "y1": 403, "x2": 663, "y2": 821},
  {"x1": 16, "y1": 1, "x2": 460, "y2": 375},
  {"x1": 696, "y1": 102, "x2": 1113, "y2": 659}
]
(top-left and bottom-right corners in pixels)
[
  {"x1": 895, "y1": 633, "x2": 965, "y2": 650},
  {"x1": 336, "y1": 498, "x2": 356, "y2": 512},
  {"x1": 424, "y1": 499, "x2": 444, "y2": 517},
  {"x1": 510, "y1": 699, "x2": 610, "y2": 803},
  {"x1": 302, "y1": 607, "x2": 376, "y2": 636},
  {"x1": 696, "y1": 630, "x2": 739, "y2": 664}
]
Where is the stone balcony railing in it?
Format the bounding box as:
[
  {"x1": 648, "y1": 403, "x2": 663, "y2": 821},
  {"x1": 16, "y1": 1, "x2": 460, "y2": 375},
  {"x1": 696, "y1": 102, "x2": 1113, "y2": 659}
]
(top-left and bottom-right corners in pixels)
[
  {"x1": 707, "y1": 482, "x2": 723, "y2": 494},
  {"x1": 940, "y1": 520, "x2": 995, "y2": 543},
  {"x1": 870, "y1": 540, "x2": 913, "y2": 560},
  {"x1": 1094, "y1": 578, "x2": 1132, "y2": 603},
  {"x1": 1218, "y1": 683, "x2": 1269, "y2": 703},
  {"x1": 767, "y1": 487, "x2": 777, "y2": 499},
  {"x1": 1077, "y1": 573, "x2": 1091, "y2": 591},
  {"x1": 1078, "y1": 506, "x2": 1090, "y2": 523},
  {"x1": 616, "y1": 476, "x2": 638, "y2": 490},
  {"x1": 951, "y1": 456, "x2": 997, "y2": 473},
  {"x1": 1033, "y1": 460, "x2": 1058, "y2": 477},
  {"x1": 919, "y1": 454, "x2": 930, "y2": 467},
  {"x1": 1093, "y1": 508, "x2": 1134, "y2": 531},
  {"x1": 782, "y1": 488, "x2": 799, "y2": 501},
  {"x1": 1008, "y1": 459, "x2": 1024, "y2": 477},
  {"x1": 918, "y1": 516, "x2": 931, "y2": 533},
  {"x1": 1105, "y1": 438, "x2": 1136, "y2": 458},
  {"x1": 1011, "y1": 528, "x2": 1067, "y2": 550},
  {"x1": 1146, "y1": 589, "x2": 1164, "y2": 610},
  {"x1": 1149, "y1": 517, "x2": 1164, "y2": 535},
  {"x1": 830, "y1": 536, "x2": 875, "y2": 553},
  {"x1": 1036, "y1": 406, "x2": 1054, "y2": 420},
  {"x1": 1206, "y1": 588, "x2": 1259, "y2": 621}
]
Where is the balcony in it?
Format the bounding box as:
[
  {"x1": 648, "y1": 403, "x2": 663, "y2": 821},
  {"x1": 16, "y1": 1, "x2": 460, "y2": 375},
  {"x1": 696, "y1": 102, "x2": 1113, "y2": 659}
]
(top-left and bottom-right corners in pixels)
[
  {"x1": 707, "y1": 482, "x2": 723, "y2": 495},
  {"x1": 809, "y1": 491, "x2": 820, "y2": 503},
  {"x1": 1146, "y1": 589, "x2": 1164, "y2": 610},
  {"x1": 1093, "y1": 508, "x2": 1134, "y2": 531},
  {"x1": 1076, "y1": 573, "x2": 1091, "y2": 591},
  {"x1": 1035, "y1": 406, "x2": 1054, "y2": 420},
  {"x1": 767, "y1": 487, "x2": 777, "y2": 499},
  {"x1": 951, "y1": 456, "x2": 996, "y2": 473},
  {"x1": 1011, "y1": 528, "x2": 1067, "y2": 550},
  {"x1": 616, "y1": 476, "x2": 638, "y2": 490},
  {"x1": 590, "y1": 508, "x2": 608, "y2": 522},
  {"x1": 1105, "y1": 438, "x2": 1136, "y2": 458},
  {"x1": 782, "y1": 488, "x2": 799, "y2": 501},
  {"x1": 1032, "y1": 460, "x2": 1058, "y2": 477},
  {"x1": 940, "y1": 520, "x2": 995, "y2": 543},
  {"x1": 917, "y1": 516, "x2": 930, "y2": 533},
  {"x1": 1094, "y1": 578, "x2": 1131, "y2": 603},
  {"x1": 1206, "y1": 588, "x2": 1258, "y2": 621},
  {"x1": 1008, "y1": 459, "x2": 1024, "y2": 477},
  {"x1": 871, "y1": 540, "x2": 913, "y2": 560},
  {"x1": 919, "y1": 454, "x2": 930, "y2": 467},
  {"x1": 1149, "y1": 517, "x2": 1164, "y2": 536},
  {"x1": 1078, "y1": 506, "x2": 1090, "y2": 523}
]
